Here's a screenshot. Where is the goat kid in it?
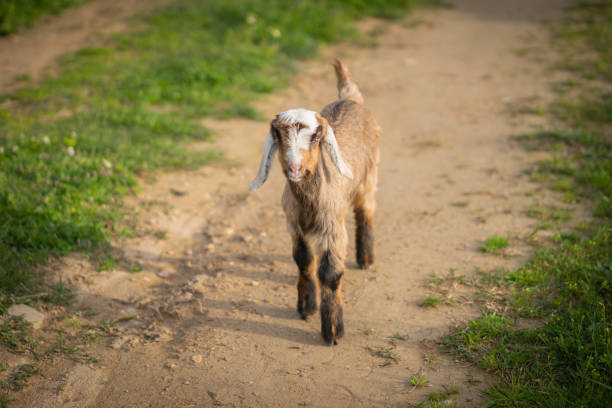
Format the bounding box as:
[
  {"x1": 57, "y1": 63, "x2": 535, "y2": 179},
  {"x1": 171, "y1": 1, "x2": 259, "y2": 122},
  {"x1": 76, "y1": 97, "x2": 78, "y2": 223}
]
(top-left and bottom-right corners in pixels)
[{"x1": 249, "y1": 59, "x2": 381, "y2": 345}]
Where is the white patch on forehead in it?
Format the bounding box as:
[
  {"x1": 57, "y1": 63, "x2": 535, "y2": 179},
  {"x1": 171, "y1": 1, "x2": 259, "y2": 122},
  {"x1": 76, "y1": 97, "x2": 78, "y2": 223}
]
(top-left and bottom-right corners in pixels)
[
  {"x1": 278, "y1": 108, "x2": 318, "y2": 128},
  {"x1": 277, "y1": 109, "x2": 319, "y2": 167}
]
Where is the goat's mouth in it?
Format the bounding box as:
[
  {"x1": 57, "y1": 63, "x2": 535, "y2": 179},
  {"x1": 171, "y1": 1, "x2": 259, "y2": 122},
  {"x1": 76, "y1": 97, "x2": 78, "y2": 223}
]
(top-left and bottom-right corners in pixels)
[{"x1": 287, "y1": 174, "x2": 304, "y2": 183}]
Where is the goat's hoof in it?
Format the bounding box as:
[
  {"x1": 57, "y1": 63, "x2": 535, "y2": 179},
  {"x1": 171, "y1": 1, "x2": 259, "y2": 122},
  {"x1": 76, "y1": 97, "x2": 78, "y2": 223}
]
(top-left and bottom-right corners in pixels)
[
  {"x1": 357, "y1": 248, "x2": 374, "y2": 269},
  {"x1": 321, "y1": 322, "x2": 344, "y2": 345},
  {"x1": 297, "y1": 297, "x2": 317, "y2": 320},
  {"x1": 298, "y1": 306, "x2": 317, "y2": 320},
  {"x1": 320, "y1": 306, "x2": 344, "y2": 346},
  {"x1": 357, "y1": 256, "x2": 374, "y2": 270}
]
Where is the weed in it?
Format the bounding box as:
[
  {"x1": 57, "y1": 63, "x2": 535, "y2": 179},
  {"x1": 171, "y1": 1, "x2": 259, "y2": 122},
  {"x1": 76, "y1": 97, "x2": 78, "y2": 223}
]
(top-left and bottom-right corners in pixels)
[
  {"x1": 153, "y1": 229, "x2": 168, "y2": 239},
  {"x1": 479, "y1": 236, "x2": 509, "y2": 253},
  {"x1": 524, "y1": 204, "x2": 574, "y2": 230},
  {"x1": 466, "y1": 374, "x2": 480, "y2": 386},
  {"x1": 367, "y1": 346, "x2": 399, "y2": 366},
  {"x1": 0, "y1": 316, "x2": 34, "y2": 353},
  {"x1": 409, "y1": 374, "x2": 429, "y2": 388},
  {"x1": 421, "y1": 296, "x2": 443, "y2": 308},
  {"x1": 359, "y1": 328, "x2": 375, "y2": 336},
  {"x1": 5, "y1": 364, "x2": 40, "y2": 391},
  {"x1": 428, "y1": 385, "x2": 459, "y2": 402},
  {"x1": 390, "y1": 333, "x2": 408, "y2": 341},
  {"x1": 44, "y1": 276, "x2": 74, "y2": 306}
]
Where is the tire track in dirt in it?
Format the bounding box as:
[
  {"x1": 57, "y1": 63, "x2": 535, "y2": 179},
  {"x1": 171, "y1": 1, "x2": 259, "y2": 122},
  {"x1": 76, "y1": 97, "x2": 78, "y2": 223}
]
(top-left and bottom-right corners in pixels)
[{"x1": 11, "y1": 0, "x2": 576, "y2": 406}]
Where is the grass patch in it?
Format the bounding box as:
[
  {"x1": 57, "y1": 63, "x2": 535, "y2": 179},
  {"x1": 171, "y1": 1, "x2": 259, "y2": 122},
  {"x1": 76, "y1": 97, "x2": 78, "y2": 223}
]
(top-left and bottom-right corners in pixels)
[
  {"x1": 367, "y1": 345, "x2": 399, "y2": 366},
  {"x1": 0, "y1": 0, "x2": 430, "y2": 313},
  {"x1": 421, "y1": 295, "x2": 443, "y2": 308},
  {"x1": 422, "y1": 386, "x2": 460, "y2": 407},
  {"x1": 409, "y1": 374, "x2": 429, "y2": 388},
  {"x1": 444, "y1": 229, "x2": 612, "y2": 406},
  {"x1": 524, "y1": 204, "x2": 574, "y2": 230},
  {"x1": 444, "y1": 2, "x2": 612, "y2": 406},
  {"x1": 0, "y1": 316, "x2": 34, "y2": 354},
  {"x1": 0, "y1": 0, "x2": 90, "y2": 36},
  {"x1": 479, "y1": 235, "x2": 510, "y2": 253}
]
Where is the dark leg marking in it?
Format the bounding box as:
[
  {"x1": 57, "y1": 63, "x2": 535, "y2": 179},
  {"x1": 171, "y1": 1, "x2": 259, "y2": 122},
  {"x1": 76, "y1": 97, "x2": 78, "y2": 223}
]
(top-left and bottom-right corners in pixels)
[
  {"x1": 294, "y1": 236, "x2": 317, "y2": 319},
  {"x1": 355, "y1": 208, "x2": 375, "y2": 269},
  {"x1": 318, "y1": 250, "x2": 344, "y2": 345}
]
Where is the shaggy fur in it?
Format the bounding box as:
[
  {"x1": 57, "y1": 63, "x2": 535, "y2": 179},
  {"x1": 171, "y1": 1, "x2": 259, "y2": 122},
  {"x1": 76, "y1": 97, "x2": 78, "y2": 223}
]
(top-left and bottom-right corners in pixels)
[{"x1": 250, "y1": 58, "x2": 381, "y2": 345}]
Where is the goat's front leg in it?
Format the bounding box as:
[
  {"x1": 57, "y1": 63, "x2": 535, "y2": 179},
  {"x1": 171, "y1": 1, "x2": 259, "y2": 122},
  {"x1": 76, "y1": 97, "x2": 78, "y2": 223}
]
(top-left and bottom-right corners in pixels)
[
  {"x1": 292, "y1": 233, "x2": 317, "y2": 319},
  {"x1": 317, "y1": 223, "x2": 348, "y2": 345}
]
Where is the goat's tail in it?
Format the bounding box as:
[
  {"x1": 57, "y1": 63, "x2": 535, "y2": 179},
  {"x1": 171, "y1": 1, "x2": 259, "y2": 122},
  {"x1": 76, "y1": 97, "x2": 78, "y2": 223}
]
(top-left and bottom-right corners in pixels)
[{"x1": 332, "y1": 58, "x2": 364, "y2": 106}]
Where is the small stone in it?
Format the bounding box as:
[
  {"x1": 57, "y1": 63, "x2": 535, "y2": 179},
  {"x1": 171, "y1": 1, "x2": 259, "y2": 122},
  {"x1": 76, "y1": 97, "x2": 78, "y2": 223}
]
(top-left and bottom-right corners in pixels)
[
  {"x1": 164, "y1": 362, "x2": 177, "y2": 369},
  {"x1": 170, "y1": 188, "x2": 187, "y2": 196},
  {"x1": 224, "y1": 228, "x2": 234, "y2": 236},
  {"x1": 248, "y1": 281, "x2": 260, "y2": 287},
  {"x1": 157, "y1": 270, "x2": 172, "y2": 278},
  {"x1": 191, "y1": 354, "x2": 203, "y2": 364},
  {"x1": 7, "y1": 304, "x2": 45, "y2": 329}
]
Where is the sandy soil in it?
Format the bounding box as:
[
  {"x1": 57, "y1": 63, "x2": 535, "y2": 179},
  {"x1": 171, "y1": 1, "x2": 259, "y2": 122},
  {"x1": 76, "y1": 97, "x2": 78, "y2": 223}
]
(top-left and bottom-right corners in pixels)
[{"x1": 4, "y1": 0, "x2": 578, "y2": 406}]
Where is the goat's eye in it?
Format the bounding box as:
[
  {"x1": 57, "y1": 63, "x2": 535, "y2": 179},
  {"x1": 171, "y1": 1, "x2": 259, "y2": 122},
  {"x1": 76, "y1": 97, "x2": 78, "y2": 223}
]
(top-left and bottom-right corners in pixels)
[{"x1": 271, "y1": 127, "x2": 281, "y2": 142}]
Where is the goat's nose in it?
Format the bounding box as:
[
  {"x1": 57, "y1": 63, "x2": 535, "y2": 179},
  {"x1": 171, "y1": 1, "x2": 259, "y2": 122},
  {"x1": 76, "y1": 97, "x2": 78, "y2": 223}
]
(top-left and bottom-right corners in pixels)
[{"x1": 289, "y1": 165, "x2": 301, "y2": 175}]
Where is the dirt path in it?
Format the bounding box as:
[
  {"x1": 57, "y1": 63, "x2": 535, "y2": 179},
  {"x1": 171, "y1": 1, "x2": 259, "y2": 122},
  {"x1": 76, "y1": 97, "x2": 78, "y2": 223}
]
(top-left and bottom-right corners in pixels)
[
  {"x1": 0, "y1": 0, "x2": 170, "y2": 92},
  {"x1": 8, "y1": 0, "x2": 575, "y2": 406}
]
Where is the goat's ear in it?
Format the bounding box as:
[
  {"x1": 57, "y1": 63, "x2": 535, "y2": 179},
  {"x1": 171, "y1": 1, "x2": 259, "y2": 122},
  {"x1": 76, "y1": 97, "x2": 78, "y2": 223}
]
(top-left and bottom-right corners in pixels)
[
  {"x1": 249, "y1": 129, "x2": 278, "y2": 191},
  {"x1": 317, "y1": 114, "x2": 353, "y2": 179}
]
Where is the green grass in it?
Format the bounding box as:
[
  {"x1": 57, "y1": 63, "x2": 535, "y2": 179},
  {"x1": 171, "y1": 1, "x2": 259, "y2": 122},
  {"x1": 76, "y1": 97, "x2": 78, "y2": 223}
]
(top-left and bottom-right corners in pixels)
[
  {"x1": 409, "y1": 374, "x2": 429, "y2": 388},
  {"x1": 479, "y1": 235, "x2": 510, "y2": 253},
  {"x1": 0, "y1": 0, "x2": 90, "y2": 36},
  {"x1": 0, "y1": 0, "x2": 430, "y2": 313},
  {"x1": 421, "y1": 295, "x2": 444, "y2": 308},
  {"x1": 422, "y1": 386, "x2": 460, "y2": 408},
  {"x1": 443, "y1": 1, "x2": 612, "y2": 407},
  {"x1": 444, "y1": 229, "x2": 612, "y2": 407},
  {"x1": 553, "y1": 0, "x2": 612, "y2": 82}
]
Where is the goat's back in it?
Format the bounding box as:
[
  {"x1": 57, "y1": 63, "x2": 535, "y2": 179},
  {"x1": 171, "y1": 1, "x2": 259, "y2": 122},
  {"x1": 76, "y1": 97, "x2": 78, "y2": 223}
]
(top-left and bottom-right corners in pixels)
[{"x1": 321, "y1": 99, "x2": 381, "y2": 184}]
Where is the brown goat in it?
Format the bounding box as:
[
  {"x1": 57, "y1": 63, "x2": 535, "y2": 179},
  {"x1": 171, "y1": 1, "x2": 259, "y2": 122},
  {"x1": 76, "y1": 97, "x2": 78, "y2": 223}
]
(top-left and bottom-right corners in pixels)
[{"x1": 250, "y1": 59, "x2": 381, "y2": 345}]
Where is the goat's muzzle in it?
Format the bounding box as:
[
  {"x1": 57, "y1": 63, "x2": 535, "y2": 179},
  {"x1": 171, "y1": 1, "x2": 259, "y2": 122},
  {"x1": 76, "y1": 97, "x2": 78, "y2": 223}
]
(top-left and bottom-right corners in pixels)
[{"x1": 287, "y1": 165, "x2": 304, "y2": 182}]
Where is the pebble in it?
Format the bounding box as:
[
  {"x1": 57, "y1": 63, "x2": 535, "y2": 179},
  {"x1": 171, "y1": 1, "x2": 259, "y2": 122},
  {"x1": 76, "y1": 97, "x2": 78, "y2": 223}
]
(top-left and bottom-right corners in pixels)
[
  {"x1": 7, "y1": 304, "x2": 45, "y2": 329},
  {"x1": 191, "y1": 354, "x2": 203, "y2": 364},
  {"x1": 173, "y1": 292, "x2": 193, "y2": 304}
]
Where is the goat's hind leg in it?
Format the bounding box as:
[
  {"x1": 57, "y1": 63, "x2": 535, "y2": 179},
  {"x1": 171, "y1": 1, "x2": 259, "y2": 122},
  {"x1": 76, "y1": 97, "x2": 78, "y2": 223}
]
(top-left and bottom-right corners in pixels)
[
  {"x1": 292, "y1": 234, "x2": 317, "y2": 319},
  {"x1": 353, "y1": 166, "x2": 377, "y2": 269}
]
